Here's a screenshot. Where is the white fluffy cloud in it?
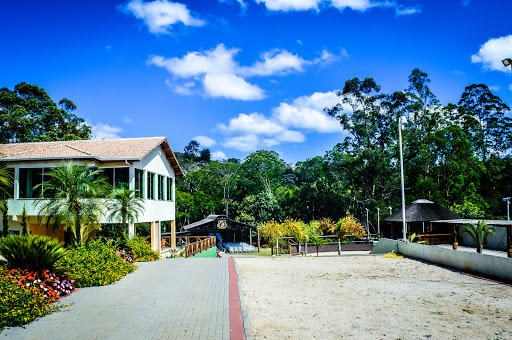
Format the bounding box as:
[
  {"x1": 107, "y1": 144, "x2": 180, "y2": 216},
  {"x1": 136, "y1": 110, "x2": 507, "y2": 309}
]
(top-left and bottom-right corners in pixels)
[
  {"x1": 150, "y1": 45, "x2": 238, "y2": 77},
  {"x1": 211, "y1": 150, "x2": 227, "y2": 160},
  {"x1": 193, "y1": 136, "x2": 217, "y2": 147},
  {"x1": 254, "y1": 0, "x2": 321, "y2": 11},
  {"x1": 203, "y1": 73, "x2": 265, "y2": 100},
  {"x1": 218, "y1": 90, "x2": 345, "y2": 151},
  {"x1": 150, "y1": 44, "x2": 336, "y2": 100},
  {"x1": 219, "y1": 113, "x2": 284, "y2": 135},
  {"x1": 224, "y1": 134, "x2": 261, "y2": 152},
  {"x1": 124, "y1": 0, "x2": 204, "y2": 34},
  {"x1": 272, "y1": 91, "x2": 344, "y2": 133},
  {"x1": 253, "y1": 0, "x2": 419, "y2": 15},
  {"x1": 471, "y1": 35, "x2": 512, "y2": 72},
  {"x1": 239, "y1": 49, "x2": 306, "y2": 76},
  {"x1": 90, "y1": 123, "x2": 123, "y2": 140}
]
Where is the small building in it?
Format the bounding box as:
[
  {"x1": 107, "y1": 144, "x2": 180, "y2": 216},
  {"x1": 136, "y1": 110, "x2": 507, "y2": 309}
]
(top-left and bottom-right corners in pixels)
[
  {"x1": 0, "y1": 137, "x2": 183, "y2": 252},
  {"x1": 382, "y1": 199, "x2": 461, "y2": 239},
  {"x1": 178, "y1": 215, "x2": 256, "y2": 245}
]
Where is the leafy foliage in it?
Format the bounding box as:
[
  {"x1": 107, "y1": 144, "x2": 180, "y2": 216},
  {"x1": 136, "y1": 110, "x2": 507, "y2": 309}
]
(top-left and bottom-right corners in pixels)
[
  {"x1": 0, "y1": 82, "x2": 91, "y2": 143},
  {"x1": 35, "y1": 162, "x2": 111, "y2": 244},
  {"x1": 0, "y1": 235, "x2": 69, "y2": 274},
  {"x1": 173, "y1": 69, "x2": 512, "y2": 231},
  {"x1": 125, "y1": 235, "x2": 160, "y2": 262},
  {"x1": 56, "y1": 239, "x2": 136, "y2": 287},
  {"x1": 107, "y1": 187, "x2": 145, "y2": 235},
  {"x1": 463, "y1": 221, "x2": 495, "y2": 253}
]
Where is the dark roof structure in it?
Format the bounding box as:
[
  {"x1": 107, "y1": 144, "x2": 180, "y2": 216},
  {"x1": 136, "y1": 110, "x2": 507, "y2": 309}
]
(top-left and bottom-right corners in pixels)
[
  {"x1": 383, "y1": 199, "x2": 461, "y2": 223},
  {"x1": 182, "y1": 215, "x2": 256, "y2": 232}
]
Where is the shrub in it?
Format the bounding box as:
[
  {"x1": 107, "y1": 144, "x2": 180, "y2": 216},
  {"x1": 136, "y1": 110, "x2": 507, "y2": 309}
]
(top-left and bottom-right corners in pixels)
[
  {"x1": 0, "y1": 235, "x2": 69, "y2": 275},
  {"x1": 0, "y1": 267, "x2": 67, "y2": 330},
  {"x1": 56, "y1": 239, "x2": 136, "y2": 287},
  {"x1": 126, "y1": 236, "x2": 160, "y2": 262}
]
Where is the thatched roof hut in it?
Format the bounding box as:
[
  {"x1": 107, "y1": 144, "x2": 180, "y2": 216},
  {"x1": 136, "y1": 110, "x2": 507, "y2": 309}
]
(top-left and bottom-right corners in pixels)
[{"x1": 383, "y1": 199, "x2": 461, "y2": 223}]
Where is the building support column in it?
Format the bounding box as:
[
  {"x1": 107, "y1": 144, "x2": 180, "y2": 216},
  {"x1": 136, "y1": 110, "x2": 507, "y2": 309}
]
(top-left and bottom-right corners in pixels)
[
  {"x1": 150, "y1": 221, "x2": 161, "y2": 253},
  {"x1": 507, "y1": 225, "x2": 511, "y2": 258},
  {"x1": 128, "y1": 222, "x2": 135, "y2": 238},
  {"x1": 171, "y1": 220, "x2": 176, "y2": 249}
]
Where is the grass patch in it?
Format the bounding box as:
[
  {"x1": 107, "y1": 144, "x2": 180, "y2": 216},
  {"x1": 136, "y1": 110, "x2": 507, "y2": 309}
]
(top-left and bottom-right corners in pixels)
[{"x1": 230, "y1": 248, "x2": 274, "y2": 256}]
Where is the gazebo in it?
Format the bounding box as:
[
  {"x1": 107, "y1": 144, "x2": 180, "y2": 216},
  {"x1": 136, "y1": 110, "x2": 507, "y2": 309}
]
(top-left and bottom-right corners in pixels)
[{"x1": 382, "y1": 199, "x2": 461, "y2": 241}]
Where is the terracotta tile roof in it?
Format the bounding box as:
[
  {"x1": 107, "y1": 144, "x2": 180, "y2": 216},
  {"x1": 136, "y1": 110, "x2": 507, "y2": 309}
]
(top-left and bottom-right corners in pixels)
[{"x1": 0, "y1": 137, "x2": 183, "y2": 176}]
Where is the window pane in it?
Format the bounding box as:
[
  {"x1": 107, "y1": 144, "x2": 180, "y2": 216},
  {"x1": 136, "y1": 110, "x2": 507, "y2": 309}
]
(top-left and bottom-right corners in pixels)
[
  {"x1": 147, "y1": 172, "x2": 154, "y2": 199},
  {"x1": 103, "y1": 168, "x2": 114, "y2": 187},
  {"x1": 166, "y1": 177, "x2": 171, "y2": 201},
  {"x1": 19, "y1": 168, "x2": 43, "y2": 198},
  {"x1": 42, "y1": 168, "x2": 55, "y2": 198},
  {"x1": 115, "y1": 168, "x2": 129, "y2": 189},
  {"x1": 158, "y1": 175, "x2": 164, "y2": 200},
  {"x1": 135, "y1": 169, "x2": 144, "y2": 198}
]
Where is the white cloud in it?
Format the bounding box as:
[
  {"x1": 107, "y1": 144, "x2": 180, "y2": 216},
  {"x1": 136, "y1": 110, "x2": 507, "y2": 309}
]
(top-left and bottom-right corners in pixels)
[
  {"x1": 331, "y1": 0, "x2": 420, "y2": 15},
  {"x1": 253, "y1": 0, "x2": 420, "y2": 15},
  {"x1": 509, "y1": 84, "x2": 512, "y2": 92},
  {"x1": 224, "y1": 135, "x2": 260, "y2": 152},
  {"x1": 471, "y1": 35, "x2": 512, "y2": 72},
  {"x1": 150, "y1": 44, "x2": 239, "y2": 78},
  {"x1": 122, "y1": 117, "x2": 133, "y2": 124},
  {"x1": 203, "y1": 73, "x2": 265, "y2": 100},
  {"x1": 151, "y1": 44, "x2": 340, "y2": 100},
  {"x1": 166, "y1": 79, "x2": 196, "y2": 95},
  {"x1": 240, "y1": 49, "x2": 306, "y2": 76},
  {"x1": 488, "y1": 85, "x2": 500, "y2": 92},
  {"x1": 90, "y1": 123, "x2": 123, "y2": 140},
  {"x1": 278, "y1": 130, "x2": 306, "y2": 142},
  {"x1": 217, "y1": 90, "x2": 344, "y2": 151},
  {"x1": 272, "y1": 91, "x2": 345, "y2": 133},
  {"x1": 193, "y1": 135, "x2": 217, "y2": 147},
  {"x1": 124, "y1": 0, "x2": 204, "y2": 34},
  {"x1": 255, "y1": 0, "x2": 322, "y2": 11},
  {"x1": 211, "y1": 150, "x2": 227, "y2": 160},
  {"x1": 219, "y1": 113, "x2": 284, "y2": 135}
]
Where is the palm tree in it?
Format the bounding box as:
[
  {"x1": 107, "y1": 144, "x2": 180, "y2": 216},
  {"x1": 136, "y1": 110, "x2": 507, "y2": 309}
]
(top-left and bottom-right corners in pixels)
[
  {"x1": 0, "y1": 164, "x2": 13, "y2": 237},
  {"x1": 106, "y1": 187, "x2": 145, "y2": 235},
  {"x1": 35, "y1": 162, "x2": 110, "y2": 245},
  {"x1": 334, "y1": 215, "x2": 366, "y2": 255},
  {"x1": 463, "y1": 221, "x2": 495, "y2": 253},
  {"x1": 258, "y1": 220, "x2": 283, "y2": 255}
]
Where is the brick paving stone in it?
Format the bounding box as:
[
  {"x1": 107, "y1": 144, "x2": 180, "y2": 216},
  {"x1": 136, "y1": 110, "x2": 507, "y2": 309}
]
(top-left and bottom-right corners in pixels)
[{"x1": 1, "y1": 258, "x2": 230, "y2": 340}]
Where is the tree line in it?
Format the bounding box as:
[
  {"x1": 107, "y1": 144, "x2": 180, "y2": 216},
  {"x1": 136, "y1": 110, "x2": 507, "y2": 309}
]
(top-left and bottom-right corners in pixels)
[
  {"x1": 1, "y1": 75, "x2": 511, "y2": 234},
  {"x1": 175, "y1": 69, "x2": 512, "y2": 232}
]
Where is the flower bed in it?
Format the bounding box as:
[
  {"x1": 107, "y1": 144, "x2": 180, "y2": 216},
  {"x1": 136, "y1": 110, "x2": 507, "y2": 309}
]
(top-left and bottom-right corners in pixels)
[{"x1": 0, "y1": 267, "x2": 72, "y2": 331}]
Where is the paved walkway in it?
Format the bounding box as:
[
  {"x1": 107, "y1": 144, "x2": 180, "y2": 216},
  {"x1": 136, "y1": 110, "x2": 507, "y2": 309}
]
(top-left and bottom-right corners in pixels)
[{"x1": 1, "y1": 258, "x2": 230, "y2": 340}]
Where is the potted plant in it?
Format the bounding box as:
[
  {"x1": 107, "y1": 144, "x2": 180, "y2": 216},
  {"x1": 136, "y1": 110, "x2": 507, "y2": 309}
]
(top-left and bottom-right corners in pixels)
[{"x1": 453, "y1": 226, "x2": 458, "y2": 250}]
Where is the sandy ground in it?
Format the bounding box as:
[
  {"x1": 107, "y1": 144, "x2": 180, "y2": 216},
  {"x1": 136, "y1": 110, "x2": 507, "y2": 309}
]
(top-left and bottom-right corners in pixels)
[{"x1": 236, "y1": 254, "x2": 512, "y2": 340}]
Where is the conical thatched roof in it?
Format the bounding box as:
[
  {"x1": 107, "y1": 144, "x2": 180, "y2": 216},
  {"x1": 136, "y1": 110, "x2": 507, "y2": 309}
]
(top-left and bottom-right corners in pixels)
[{"x1": 383, "y1": 199, "x2": 461, "y2": 223}]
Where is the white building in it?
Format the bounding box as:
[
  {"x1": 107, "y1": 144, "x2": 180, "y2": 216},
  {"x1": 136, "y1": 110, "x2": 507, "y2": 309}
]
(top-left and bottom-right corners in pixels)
[{"x1": 0, "y1": 137, "x2": 183, "y2": 252}]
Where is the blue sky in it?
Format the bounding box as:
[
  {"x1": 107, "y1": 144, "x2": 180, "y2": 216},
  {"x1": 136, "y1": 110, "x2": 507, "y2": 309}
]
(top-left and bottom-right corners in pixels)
[{"x1": 1, "y1": 0, "x2": 511, "y2": 164}]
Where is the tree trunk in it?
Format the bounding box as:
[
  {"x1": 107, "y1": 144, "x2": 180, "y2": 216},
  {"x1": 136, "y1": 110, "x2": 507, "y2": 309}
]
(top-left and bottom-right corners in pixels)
[
  {"x1": 338, "y1": 238, "x2": 341, "y2": 255},
  {"x1": 316, "y1": 244, "x2": 319, "y2": 256},
  {"x1": 276, "y1": 237, "x2": 279, "y2": 256},
  {"x1": 477, "y1": 245, "x2": 482, "y2": 253}
]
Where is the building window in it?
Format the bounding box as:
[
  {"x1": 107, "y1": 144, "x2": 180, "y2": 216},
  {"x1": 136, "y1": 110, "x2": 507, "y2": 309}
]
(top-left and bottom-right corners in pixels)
[
  {"x1": 158, "y1": 175, "x2": 165, "y2": 200},
  {"x1": 102, "y1": 167, "x2": 129, "y2": 190},
  {"x1": 147, "y1": 172, "x2": 155, "y2": 200},
  {"x1": 166, "y1": 177, "x2": 173, "y2": 201},
  {"x1": 135, "y1": 169, "x2": 144, "y2": 198},
  {"x1": 19, "y1": 168, "x2": 44, "y2": 198}
]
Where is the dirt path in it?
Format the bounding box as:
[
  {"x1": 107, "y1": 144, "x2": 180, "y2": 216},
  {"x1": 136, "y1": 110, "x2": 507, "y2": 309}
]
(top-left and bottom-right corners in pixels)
[{"x1": 236, "y1": 255, "x2": 512, "y2": 340}]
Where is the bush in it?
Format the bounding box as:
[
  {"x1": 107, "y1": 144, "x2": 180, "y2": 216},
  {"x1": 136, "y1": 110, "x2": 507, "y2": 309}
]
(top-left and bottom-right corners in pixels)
[
  {"x1": 0, "y1": 235, "x2": 69, "y2": 275},
  {"x1": 56, "y1": 239, "x2": 136, "y2": 287},
  {"x1": 126, "y1": 236, "x2": 160, "y2": 262},
  {"x1": 0, "y1": 267, "x2": 67, "y2": 330}
]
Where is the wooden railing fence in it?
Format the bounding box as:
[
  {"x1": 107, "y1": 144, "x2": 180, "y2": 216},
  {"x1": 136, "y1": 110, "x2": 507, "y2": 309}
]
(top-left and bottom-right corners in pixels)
[{"x1": 173, "y1": 236, "x2": 216, "y2": 257}]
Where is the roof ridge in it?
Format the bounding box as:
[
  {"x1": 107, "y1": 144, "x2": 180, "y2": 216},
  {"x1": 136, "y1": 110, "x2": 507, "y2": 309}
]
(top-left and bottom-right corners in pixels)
[{"x1": 63, "y1": 144, "x2": 94, "y2": 156}]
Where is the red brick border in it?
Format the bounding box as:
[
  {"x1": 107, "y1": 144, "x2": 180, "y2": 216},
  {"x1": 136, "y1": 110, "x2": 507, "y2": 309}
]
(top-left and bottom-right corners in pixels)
[{"x1": 228, "y1": 257, "x2": 245, "y2": 340}]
